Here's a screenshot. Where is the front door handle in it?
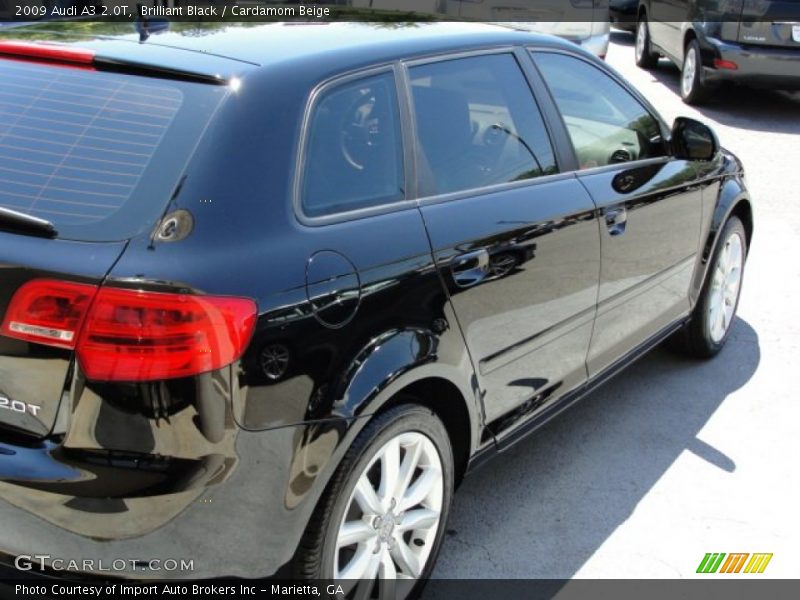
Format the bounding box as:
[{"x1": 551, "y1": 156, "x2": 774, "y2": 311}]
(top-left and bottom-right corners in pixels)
[
  {"x1": 451, "y1": 249, "x2": 490, "y2": 287},
  {"x1": 605, "y1": 206, "x2": 628, "y2": 236}
]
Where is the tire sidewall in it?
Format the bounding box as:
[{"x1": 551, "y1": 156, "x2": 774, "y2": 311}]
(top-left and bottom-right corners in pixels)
[
  {"x1": 681, "y1": 40, "x2": 711, "y2": 104},
  {"x1": 635, "y1": 19, "x2": 655, "y2": 68},
  {"x1": 695, "y1": 217, "x2": 747, "y2": 354},
  {"x1": 318, "y1": 405, "x2": 454, "y2": 588}
]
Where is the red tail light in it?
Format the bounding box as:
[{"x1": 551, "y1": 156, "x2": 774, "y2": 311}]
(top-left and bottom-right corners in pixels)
[
  {"x1": 1, "y1": 280, "x2": 257, "y2": 382},
  {"x1": 713, "y1": 58, "x2": 738, "y2": 70},
  {"x1": 0, "y1": 280, "x2": 97, "y2": 349},
  {"x1": 78, "y1": 288, "x2": 256, "y2": 381}
]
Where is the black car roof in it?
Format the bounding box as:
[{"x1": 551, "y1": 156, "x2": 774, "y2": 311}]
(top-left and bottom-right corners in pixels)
[{"x1": 1, "y1": 22, "x2": 577, "y2": 82}]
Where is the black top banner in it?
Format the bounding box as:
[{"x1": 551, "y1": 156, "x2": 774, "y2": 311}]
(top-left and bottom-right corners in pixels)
[{"x1": 1, "y1": 1, "x2": 798, "y2": 24}]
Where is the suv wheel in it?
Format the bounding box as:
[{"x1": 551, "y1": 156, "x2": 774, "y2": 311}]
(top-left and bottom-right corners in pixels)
[
  {"x1": 294, "y1": 403, "x2": 454, "y2": 597},
  {"x1": 681, "y1": 39, "x2": 712, "y2": 105},
  {"x1": 635, "y1": 17, "x2": 659, "y2": 69},
  {"x1": 675, "y1": 216, "x2": 747, "y2": 358}
]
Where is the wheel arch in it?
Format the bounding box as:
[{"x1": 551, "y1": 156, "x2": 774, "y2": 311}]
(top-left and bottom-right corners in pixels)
[
  {"x1": 332, "y1": 326, "x2": 481, "y2": 486},
  {"x1": 373, "y1": 377, "x2": 473, "y2": 486},
  {"x1": 682, "y1": 26, "x2": 701, "y2": 64},
  {"x1": 683, "y1": 27, "x2": 698, "y2": 51},
  {"x1": 689, "y1": 176, "x2": 753, "y2": 305},
  {"x1": 277, "y1": 355, "x2": 480, "y2": 575}
]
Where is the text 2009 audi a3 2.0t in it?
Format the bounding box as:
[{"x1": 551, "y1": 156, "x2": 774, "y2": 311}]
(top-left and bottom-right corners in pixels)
[{"x1": 0, "y1": 21, "x2": 752, "y2": 593}]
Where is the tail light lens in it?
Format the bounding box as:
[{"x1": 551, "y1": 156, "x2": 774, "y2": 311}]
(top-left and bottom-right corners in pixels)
[
  {"x1": 713, "y1": 58, "x2": 738, "y2": 70},
  {"x1": 1, "y1": 280, "x2": 257, "y2": 382},
  {"x1": 78, "y1": 288, "x2": 256, "y2": 381},
  {"x1": 0, "y1": 280, "x2": 97, "y2": 348}
]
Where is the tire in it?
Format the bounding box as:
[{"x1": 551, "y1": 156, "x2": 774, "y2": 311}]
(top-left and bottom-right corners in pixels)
[
  {"x1": 680, "y1": 39, "x2": 713, "y2": 105},
  {"x1": 675, "y1": 216, "x2": 747, "y2": 358},
  {"x1": 635, "y1": 17, "x2": 659, "y2": 69},
  {"x1": 293, "y1": 403, "x2": 454, "y2": 598}
]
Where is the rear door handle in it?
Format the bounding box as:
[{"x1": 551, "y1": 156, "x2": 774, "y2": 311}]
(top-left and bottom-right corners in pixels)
[
  {"x1": 451, "y1": 249, "x2": 490, "y2": 287},
  {"x1": 604, "y1": 206, "x2": 627, "y2": 236}
]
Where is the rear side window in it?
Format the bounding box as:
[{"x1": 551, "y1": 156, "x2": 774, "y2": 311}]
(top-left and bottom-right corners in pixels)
[
  {"x1": 409, "y1": 53, "x2": 557, "y2": 197},
  {"x1": 301, "y1": 71, "x2": 405, "y2": 218},
  {"x1": 0, "y1": 59, "x2": 226, "y2": 241},
  {"x1": 533, "y1": 52, "x2": 667, "y2": 169}
]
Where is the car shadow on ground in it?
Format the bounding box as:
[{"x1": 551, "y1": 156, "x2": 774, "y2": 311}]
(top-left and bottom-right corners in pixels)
[
  {"x1": 642, "y1": 60, "x2": 800, "y2": 134},
  {"x1": 427, "y1": 317, "x2": 759, "y2": 585}
]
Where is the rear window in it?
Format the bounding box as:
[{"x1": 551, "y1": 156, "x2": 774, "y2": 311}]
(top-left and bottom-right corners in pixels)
[{"x1": 0, "y1": 59, "x2": 226, "y2": 241}]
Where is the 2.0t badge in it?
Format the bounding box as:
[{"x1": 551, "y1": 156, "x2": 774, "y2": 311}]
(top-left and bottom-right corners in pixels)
[{"x1": 0, "y1": 393, "x2": 41, "y2": 417}]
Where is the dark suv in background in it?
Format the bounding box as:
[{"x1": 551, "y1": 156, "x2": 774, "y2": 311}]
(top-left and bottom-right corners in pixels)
[
  {"x1": 0, "y1": 21, "x2": 751, "y2": 594},
  {"x1": 636, "y1": 0, "x2": 800, "y2": 103}
]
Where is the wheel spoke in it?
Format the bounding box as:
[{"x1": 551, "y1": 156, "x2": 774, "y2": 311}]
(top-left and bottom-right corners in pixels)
[
  {"x1": 723, "y1": 303, "x2": 735, "y2": 331},
  {"x1": 726, "y1": 266, "x2": 740, "y2": 287},
  {"x1": 718, "y1": 255, "x2": 727, "y2": 273},
  {"x1": 390, "y1": 536, "x2": 422, "y2": 578},
  {"x1": 722, "y1": 242, "x2": 734, "y2": 273},
  {"x1": 715, "y1": 301, "x2": 727, "y2": 337},
  {"x1": 394, "y1": 438, "x2": 423, "y2": 500},
  {"x1": 339, "y1": 544, "x2": 374, "y2": 581},
  {"x1": 379, "y1": 437, "x2": 401, "y2": 509},
  {"x1": 360, "y1": 553, "x2": 382, "y2": 587},
  {"x1": 708, "y1": 301, "x2": 722, "y2": 339},
  {"x1": 380, "y1": 548, "x2": 397, "y2": 579},
  {"x1": 379, "y1": 550, "x2": 398, "y2": 599},
  {"x1": 398, "y1": 467, "x2": 440, "y2": 512},
  {"x1": 354, "y1": 475, "x2": 382, "y2": 515},
  {"x1": 338, "y1": 520, "x2": 377, "y2": 548},
  {"x1": 397, "y1": 508, "x2": 439, "y2": 533},
  {"x1": 350, "y1": 554, "x2": 380, "y2": 600},
  {"x1": 713, "y1": 265, "x2": 725, "y2": 290}
]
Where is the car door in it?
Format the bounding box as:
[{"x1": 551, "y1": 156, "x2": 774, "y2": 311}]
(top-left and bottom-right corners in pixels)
[
  {"x1": 649, "y1": 0, "x2": 689, "y2": 59},
  {"x1": 406, "y1": 50, "x2": 600, "y2": 440},
  {"x1": 533, "y1": 50, "x2": 702, "y2": 377}
]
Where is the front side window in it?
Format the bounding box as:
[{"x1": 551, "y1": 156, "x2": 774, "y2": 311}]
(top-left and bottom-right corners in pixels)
[
  {"x1": 301, "y1": 71, "x2": 404, "y2": 218},
  {"x1": 533, "y1": 52, "x2": 667, "y2": 170},
  {"x1": 409, "y1": 53, "x2": 557, "y2": 197}
]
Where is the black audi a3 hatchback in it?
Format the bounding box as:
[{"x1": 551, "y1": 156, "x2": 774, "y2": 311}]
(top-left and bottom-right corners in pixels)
[{"x1": 0, "y1": 21, "x2": 752, "y2": 592}]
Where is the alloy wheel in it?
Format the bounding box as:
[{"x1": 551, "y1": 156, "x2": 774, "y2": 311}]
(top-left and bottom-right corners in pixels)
[
  {"x1": 635, "y1": 21, "x2": 647, "y2": 63},
  {"x1": 682, "y1": 46, "x2": 698, "y2": 98},
  {"x1": 707, "y1": 231, "x2": 744, "y2": 343},
  {"x1": 333, "y1": 431, "x2": 443, "y2": 590}
]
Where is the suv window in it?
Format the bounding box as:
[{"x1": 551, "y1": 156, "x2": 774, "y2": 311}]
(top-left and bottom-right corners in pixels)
[
  {"x1": 301, "y1": 71, "x2": 405, "y2": 218},
  {"x1": 533, "y1": 52, "x2": 667, "y2": 170},
  {"x1": 408, "y1": 53, "x2": 557, "y2": 197},
  {"x1": 0, "y1": 59, "x2": 226, "y2": 242}
]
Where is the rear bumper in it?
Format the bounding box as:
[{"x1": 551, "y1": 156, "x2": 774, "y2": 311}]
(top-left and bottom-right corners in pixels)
[
  {"x1": 703, "y1": 38, "x2": 800, "y2": 89},
  {"x1": 0, "y1": 421, "x2": 337, "y2": 580}
]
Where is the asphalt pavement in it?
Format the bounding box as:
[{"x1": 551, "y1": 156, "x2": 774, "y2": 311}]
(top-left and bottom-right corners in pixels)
[{"x1": 430, "y1": 31, "x2": 800, "y2": 581}]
